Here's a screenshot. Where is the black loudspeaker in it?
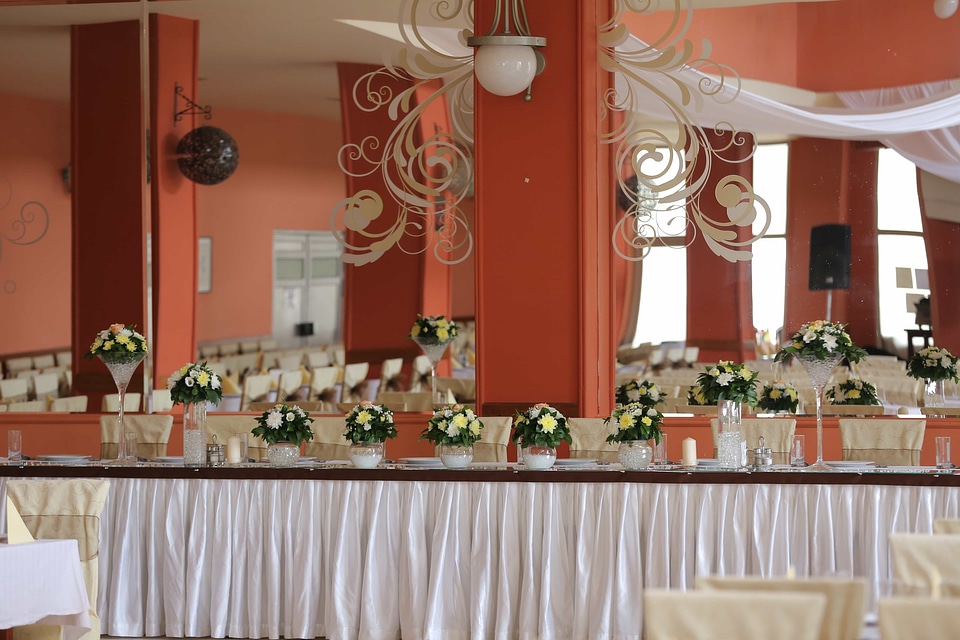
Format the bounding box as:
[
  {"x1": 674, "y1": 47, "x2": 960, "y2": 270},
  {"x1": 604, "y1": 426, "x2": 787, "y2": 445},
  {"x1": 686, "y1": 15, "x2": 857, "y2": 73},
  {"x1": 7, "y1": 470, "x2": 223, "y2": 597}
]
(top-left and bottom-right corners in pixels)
[
  {"x1": 809, "y1": 224, "x2": 851, "y2": 290},
  {"x1": 294, "y1": 322, "x2": 314, "y2": 337}
]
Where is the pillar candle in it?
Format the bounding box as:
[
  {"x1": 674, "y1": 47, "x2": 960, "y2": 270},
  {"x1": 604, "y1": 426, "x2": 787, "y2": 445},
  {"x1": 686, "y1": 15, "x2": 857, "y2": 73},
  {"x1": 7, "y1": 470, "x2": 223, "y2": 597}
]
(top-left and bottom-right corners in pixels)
[
  {"x1": 226, "y1": 435, "x2": 242, "y2": 464},
  {"x1": 682, "y1": 437, "x2": 697, "y2": 468}
]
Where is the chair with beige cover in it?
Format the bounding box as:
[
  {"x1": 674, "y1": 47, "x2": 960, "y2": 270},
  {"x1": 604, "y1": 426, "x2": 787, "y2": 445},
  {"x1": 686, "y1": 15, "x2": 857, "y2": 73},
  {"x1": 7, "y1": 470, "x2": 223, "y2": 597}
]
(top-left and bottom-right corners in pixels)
[
  {"x1": 838, "y1": 419, "x2": 926, "y2": 465},
  {"x1": 568, "y1": 417, "x2": 619, "y2": 462},
  {"x1": 303, "y1": 416, "x2": 351, "y2": 460},
  {"x1": 879, "y1": 597, "x2": 960, "y2": 640},
  {"x1": 0, "y1": 378, "x2": 29, "y2": 403},
  {"x1": 308, "y1": 366, "x2": 340, "y2": 411},
  {"x1": 32, "y1": 372, "x2": 60, "y2": 401},
  {"x1": 409, "y1": 355, "x2": 432, "y2": 393},
  {"x1": 377, "y1": 391, "x2": 433, "y2": 412},
  {"x1": 696, "y1": 575, "x2": 868, "y2": 640},
  {"x1": 276, "y1": 369, "x2": 304, "y2": 402},
  {"x1": 305, "y1": 350, "x2": 331, "y2": 369},
  {"x1": 49, "y1": 395, "x2": 89, "y2": 413},
  {"x1": 152, "y1": 389, "x2": 174, "y2": 412},
  {"x1": 276, "y1": 353, "x2": 304, "y2": 372},
  {"x1": 378, "y1": 357, "x2": 404, "y2": 395},
  {"x1": 4, "y1": 356, "x2": 33, "y2": 376},
  {"x1": 101, "y1": 393, "x2": 142, "y2": 413},
  {"x1": 6, "y1": 478, "x2": 110, "y2": 640},
  {"x1": 99, "y1": 414, "x2": 174, "y2": 460},
  {"x1": 341, "y1": 362, "x2": 370, "y2": 403},
  {"x1": 436, "y1": 377, "x2": 476, "y2": 403},
  {"x1": 709, "y1": 418, "x2": 797, "y2": 465},
  {"x1": 7, "y1": 400, "x2": 46, "y2": 412},
  {"x1": 643, "y1": 589, "x2": 826, "y2": 640},
  {"x1": 934, "y1": 519, "x2": 960, "y2": 534},
  {"x1": 889, "y1": 533, "x2": 960, "y2": 597},
  {"x1": 206, "y1": 414, "x2": 266, "y2": 461},
  {"x1": 240, "y1": 374, "x2": 274, "y2": 411},
  {"x1": 472, "y1": 416, "x2": 513, "y2": 462}
]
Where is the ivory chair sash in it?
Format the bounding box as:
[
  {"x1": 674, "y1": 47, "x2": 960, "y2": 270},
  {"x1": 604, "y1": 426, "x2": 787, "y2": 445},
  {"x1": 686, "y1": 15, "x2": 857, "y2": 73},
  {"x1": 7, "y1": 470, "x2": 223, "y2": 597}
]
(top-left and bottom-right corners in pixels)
[
  {"x1": 934, "y1": 519, "x2": 960, "y2": 534},
  {"x1": 878, "y1": 598, "x2": 960, "y2": 640},
  {"x1": 838, "y1": 419, "x2": 926, "y2": 465},
  {"x1": 205, "y1": 415, "x2": 265, "y2": 461},
  {"x1": 8, "y1": 400, "x2": 46, "y2": 412},
  {"x1": 49, "y1": 396, "x2": 89, "y2": 413},
  {"x1": 101, "y1": 393, "x2": 141, "y2": 413},
  {"x1": 709, "y1": 418, "x2": 797, "y2": 465},
  {"x1": 643, "y1": 589, "x2": 826, "y2": 640},
  {"x1": 695, "y1": 575, "x2": 867, "y2": 640},
  {"x1": 889, "y1": 533, "x2": 960, "y2": 597},
  {"x1": 378, "y1": 358, "x2": 404, "y2": 395},
  {"x1": 303, "y1": 416, "x2": 351, "y2": 460},
  {"x1": 568, "y1": 418, "x2": 619, "y2": 462},
  {"x1": 240, "y1": 374, "x2": 274, "y2": 411},
  {"x1": 99, "y1": 414, "x2": 174, "y2": 460},
  {"x1": 6, "y1": 479, "x2": 110, "y2": 640},
  {"x1": 341, "y1": 363, "x2": 370, "y2": 403}
]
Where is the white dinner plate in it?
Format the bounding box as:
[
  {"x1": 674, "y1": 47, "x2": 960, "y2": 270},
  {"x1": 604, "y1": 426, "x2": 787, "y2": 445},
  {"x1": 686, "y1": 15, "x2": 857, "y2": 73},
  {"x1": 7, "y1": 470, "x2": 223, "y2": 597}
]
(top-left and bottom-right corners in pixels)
[
  {"x1": 697, "y1": 458, "x2": 720, "y2": 467},
  {"x1": 296, "y1": 457, "x2": 318, "y2": 466},
  {"x1": 825, "y1": 460, "x2": 875, "y2": 468},
  {"x1": 36, "y1": 454, "x2": 90, "y2": 463},
  {"x1": 155, "y1": 456, "x2": 184, "y2": 464},
  {"x1": 552, "y1": 458, "x2": 597, "y2": 467},
  {"x1": 399, "y1": 457, "x2": 444, "y2": 466}
]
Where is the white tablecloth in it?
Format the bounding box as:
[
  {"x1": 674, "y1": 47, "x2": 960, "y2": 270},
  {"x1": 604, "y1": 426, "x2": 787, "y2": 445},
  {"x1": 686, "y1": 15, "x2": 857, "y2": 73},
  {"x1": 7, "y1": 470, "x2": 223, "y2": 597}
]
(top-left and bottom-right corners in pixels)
[
  {"x1": 0, "y1": 539, "x2": 91, "y2": 640},
  {"x1": 2, "y1": 477, "x2": 959, "y2": 640}
]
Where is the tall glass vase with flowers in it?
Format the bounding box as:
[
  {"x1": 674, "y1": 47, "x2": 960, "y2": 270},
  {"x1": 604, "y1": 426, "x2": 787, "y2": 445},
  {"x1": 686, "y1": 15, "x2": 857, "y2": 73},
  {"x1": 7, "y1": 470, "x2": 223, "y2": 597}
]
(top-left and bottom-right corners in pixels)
[
  {"x1": 86, "y1": 324, "x2": 148, "y2": 462},
  {"x1": 775, "y1": 320, "x2": 867, "y2": 471},
  {"x1": 167, "y1": 362, "x2": 223, "y2": 466},
  {"x1": 410, "y1": 314, "x2": 459, "y2": 403},
  {"x1": 510, "y1": 404, "x2": 571, "y2": 470}
]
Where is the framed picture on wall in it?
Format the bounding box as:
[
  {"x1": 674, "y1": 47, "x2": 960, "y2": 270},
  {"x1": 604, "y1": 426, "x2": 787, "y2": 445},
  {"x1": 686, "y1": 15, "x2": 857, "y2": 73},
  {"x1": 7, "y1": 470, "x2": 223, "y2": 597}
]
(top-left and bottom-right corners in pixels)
[{"x1": 199, "y1": 236, "x2": 212, "y2": 294}]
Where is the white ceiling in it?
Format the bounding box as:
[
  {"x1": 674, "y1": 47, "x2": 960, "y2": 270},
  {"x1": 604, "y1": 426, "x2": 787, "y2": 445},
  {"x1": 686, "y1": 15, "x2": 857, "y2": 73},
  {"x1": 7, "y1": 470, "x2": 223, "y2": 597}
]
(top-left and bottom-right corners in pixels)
[{"x1": 0, "y1": 0, "x2": 835, "y2": 121}]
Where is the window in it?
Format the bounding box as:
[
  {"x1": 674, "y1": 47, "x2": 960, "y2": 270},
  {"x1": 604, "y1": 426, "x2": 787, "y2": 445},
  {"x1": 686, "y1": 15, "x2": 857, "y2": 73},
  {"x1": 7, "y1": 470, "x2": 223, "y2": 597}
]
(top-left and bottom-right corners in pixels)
[{"x1": 750, "y1": 143, "x2": 788, "y2": 341}]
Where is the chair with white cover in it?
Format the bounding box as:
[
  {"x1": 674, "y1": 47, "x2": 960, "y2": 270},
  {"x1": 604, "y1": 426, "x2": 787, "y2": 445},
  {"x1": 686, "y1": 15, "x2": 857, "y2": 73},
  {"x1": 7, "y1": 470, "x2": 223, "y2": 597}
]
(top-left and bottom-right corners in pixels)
[
  {"x1": 0, "y1": 403, "x2": 6, "y2": 412},
  {"x1": 277, "y1": 369, "x2": 304, "y2": 402},
  {"x1": 101, "y1": 393, "x2": 141, "y2": 413},
  {"x1": 568, "y1": 417, "x2": 619, "y2": 462},
  {"x1": 239, "y1": 340, "x2": 259, "y2": 354},
  {"x1": 55, "y1": 350, "x2": 72, "y2": 368},
  {"x1": 934, "y1": 519, "x2": 960, "y2": 534},
  {"x1": 643, "y1": 589, "x2": 826, "y2": 640},
  {"x1": 838, "y1": 418, "x2": 926, "y2": 465},
  {"x1": 889, "y1": 533, "x2": 960, "y2": 597},
  {"x1": 199, "y1": 344, "x2": 219, "y2": 359},
  {"x1": 4, "y1": 356, "x2": 33, "y2": 376},
  {"x1": 206, "y1": 414, "x2": 266, "y2": 461},
  {"x1": 151, "y1": 389, "x2": 174, "y2": 412},
  {"x1": 6, "y1": 478, "x2": 110, "y2": 640},
  {"x1": 378, "y1": 357, "x2": 404, "y2": 395},
  {"x1": 709, "y1": 418, "x2": 797, "y2": 465},
  {"x1": 7, "y1": 399, "x2": 45, "y2": 412},
  {"x1": 303, "y1": 416, "x2": 351, "y2": 460},
  {"x1": 32, "y1": 354, "x2": 55, "y2": 370},
  {"x1": 341, "y1": 362, "x2": 370, "y2": 403},
  {"x1": 695, "y1": 575, "x2": 868, "y2": 640},
  {"x1": 32, "y1": 372, "x2": 60, "y2": 401},
  {"x1": 240, "y1": 374, "x2": 274, "y2": 411},
  {"x1": 878, "y1": 597, "x2": 960, "y2": 640},
  {"x1": 99, "y1": 414, "x2": 174, "y2": 460},
  {"x1": 0, "y1": 378, "x2": 29, "y2": 403},
  {"x1": 259, "y1": 338, "x2": 278, "y2": 352},
  {"x1": 306, "y1": 350, "x2": 330, "y2": 368},
  {"x1": 409, "y1": 355, "x2": 432, "y2": 392},
  {"x1": 277, "y1": 353, "x2": 304, "y2": 372},
  {"x1": 308, "y1": 366, "x2": 340, "y2": 411},
  {"x1": 49, "y1": 395, "x2": 89, "y2": 413},
  {"x1": 332, "y1": 346, "x2": 346, "y2": 368}
]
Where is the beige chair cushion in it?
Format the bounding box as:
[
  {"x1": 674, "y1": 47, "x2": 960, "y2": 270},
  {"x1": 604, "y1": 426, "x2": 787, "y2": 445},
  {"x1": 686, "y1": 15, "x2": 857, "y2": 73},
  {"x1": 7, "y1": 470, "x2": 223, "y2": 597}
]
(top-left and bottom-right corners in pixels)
[
  {"x1": 99, "y1": 414, "x2": 174, "y2": 460},
  {"x1": 879, "y1": 597, "x2": 960, "y2": 640},
  {"x1": 889, "y1": 533, "x2": 960, "y2": 597},
  {"x1": 934, "y1": 519, "x2": 960, "y2": 534},
  {"x1": 643, "y1": 589, "x2": 826, "y2": 640},
  {"x1": 303, "y1": 416, "x2": 350, "y2": 460},
  {"x1": 710, "y1": 418, "x2": 797, "y2": 465},
  {"x1": 206, "y1": 415, "x2": 266, "y2": 461},
  {"x1": 568, "y1": 417, "x2": 619, "y2": 462},
  {"x1": 6, "y1": 479, "x2": 110, "y2": 640},
  {"x1": 101, "y1": 393, "x2": 141, "y2": 413},
  {"x1": 838, "y1": 419, "x2": 925, "y2": 465},
  {"x1": 696, "y1": 575, "x2": 867, "y2": 640},
  {"x1": 48, "y1": 395, "x2": 89, "y2": 413}
]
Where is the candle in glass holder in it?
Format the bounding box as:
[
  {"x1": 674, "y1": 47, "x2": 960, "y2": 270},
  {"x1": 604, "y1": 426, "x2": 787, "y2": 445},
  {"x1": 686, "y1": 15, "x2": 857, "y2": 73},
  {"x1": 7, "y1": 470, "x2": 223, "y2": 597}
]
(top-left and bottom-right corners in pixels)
[
  {"x1": 226, "y1": 435, "x2": 242, "y2": 464},
  {"x1": 682, "y1": 437, "x2": 697, "y2": 468}
]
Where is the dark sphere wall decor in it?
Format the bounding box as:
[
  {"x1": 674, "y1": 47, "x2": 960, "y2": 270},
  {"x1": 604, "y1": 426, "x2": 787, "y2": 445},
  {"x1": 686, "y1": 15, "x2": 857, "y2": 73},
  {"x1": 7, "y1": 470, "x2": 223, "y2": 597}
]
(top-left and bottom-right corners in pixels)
[{"x1": 176, "y1": 126, "x2": 239, "y2": 185}]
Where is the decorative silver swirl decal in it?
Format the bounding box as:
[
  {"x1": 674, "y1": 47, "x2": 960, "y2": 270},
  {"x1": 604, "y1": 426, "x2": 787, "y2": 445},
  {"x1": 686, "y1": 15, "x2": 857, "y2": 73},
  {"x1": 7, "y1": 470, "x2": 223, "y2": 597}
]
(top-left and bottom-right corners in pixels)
[{"x1": 0, "y1": 174, "x2": 50, "y2": 293}]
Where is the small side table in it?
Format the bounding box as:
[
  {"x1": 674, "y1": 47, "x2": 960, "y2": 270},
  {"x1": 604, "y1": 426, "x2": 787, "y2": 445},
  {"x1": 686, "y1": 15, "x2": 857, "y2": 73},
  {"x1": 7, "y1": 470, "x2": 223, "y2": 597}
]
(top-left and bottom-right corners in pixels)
[{"x1": 906, "y1": 328, "x2": 934, "y2": 360}]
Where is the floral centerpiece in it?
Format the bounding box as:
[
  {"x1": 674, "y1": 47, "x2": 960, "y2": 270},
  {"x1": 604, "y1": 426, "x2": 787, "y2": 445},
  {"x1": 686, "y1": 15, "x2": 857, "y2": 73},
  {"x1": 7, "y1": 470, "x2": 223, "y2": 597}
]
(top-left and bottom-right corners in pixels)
[
  {"x1": 343, "y1": 401, "x2": 398, "y2": 444},
  {"x1": 615, "y1": 379, "x2": 665, "y2": 408},
  {"x1": 86, "y1": 323, "x2": 148, "y2": 363},
  {"x1": 907, "y1": 346, "x2": 960, "y2": 383},
  {"x1": 756, "y1": 381, "x2": 800, "y2": 413},
  {"x1": 826, "y1": 378, "x2": 881, "y2": 406},
  {"x1": 511, "y1": 403, "x2": 572, "y2": 449},
  {"x1": 688, "y1": 360, "x2": 759, "y2": 406},
  {"x1": 167, "y1": 362, "x2": 223, "y2": 406},
  {"x1": 605, "y1": 403, "x2": 665, "y2": 444},
  {"x1": 252, "y1": 403, "x2": 315, "y2": 445},
  {"x1": 774, "y1": 320, "x2": 867, "y2": 365},
  {"x1": 420, "y1": 404, "x2": 484, "y2": 447},
  {"x1": 409, "y1": 314, "x2": 459, "y2": 343}
]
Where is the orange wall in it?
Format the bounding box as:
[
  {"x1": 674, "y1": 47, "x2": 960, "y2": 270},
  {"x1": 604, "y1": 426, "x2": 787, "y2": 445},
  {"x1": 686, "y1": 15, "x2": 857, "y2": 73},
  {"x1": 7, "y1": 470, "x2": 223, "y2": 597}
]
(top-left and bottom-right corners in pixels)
[
  {"x1": 195, "y1": 107, "x2": 344, "y2": 343},
  {"x1": 0, "y1": 92, "x2": 71, "y2": 356}
]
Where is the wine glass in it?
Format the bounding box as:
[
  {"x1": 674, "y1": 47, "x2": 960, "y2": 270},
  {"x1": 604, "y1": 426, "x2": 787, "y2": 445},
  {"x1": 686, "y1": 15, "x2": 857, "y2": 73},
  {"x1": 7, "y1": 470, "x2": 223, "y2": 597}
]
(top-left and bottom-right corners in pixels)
[
  {"x1": 411, "y1": 336, "x2": 455, "y2": 404},
  {"x1": 797, "y1": 353, "x2": 842, "y2": 471},
  {"x1": 98, "y1": 352, "x2": 146, "y2": 461}
]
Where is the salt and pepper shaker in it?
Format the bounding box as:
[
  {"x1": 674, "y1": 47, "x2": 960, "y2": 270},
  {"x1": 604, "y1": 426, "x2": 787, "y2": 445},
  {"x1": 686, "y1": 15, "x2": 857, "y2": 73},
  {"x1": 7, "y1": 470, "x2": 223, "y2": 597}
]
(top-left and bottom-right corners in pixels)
[
  {"x1": 753, "y1": 436, "x2": 773, "y2": 471},
  {"x1": 207, "y1": 435, "x2": 225, "y2": 467}
]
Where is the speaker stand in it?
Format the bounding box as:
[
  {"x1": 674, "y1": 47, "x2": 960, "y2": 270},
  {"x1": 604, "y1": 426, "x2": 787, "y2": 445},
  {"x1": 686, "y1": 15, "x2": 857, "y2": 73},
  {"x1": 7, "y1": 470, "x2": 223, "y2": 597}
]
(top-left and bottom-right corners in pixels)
[{"x1": 825, "y1": 289, "x2": 833, "y2": 322}]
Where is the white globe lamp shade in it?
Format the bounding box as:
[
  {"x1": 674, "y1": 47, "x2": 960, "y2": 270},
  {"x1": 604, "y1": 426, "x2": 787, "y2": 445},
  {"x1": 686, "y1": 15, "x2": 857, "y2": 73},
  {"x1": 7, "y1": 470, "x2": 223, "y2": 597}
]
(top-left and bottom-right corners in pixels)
[
  {"x1": 473, "y1": 44, "x2": 538, "y2": 96},
  {"x1": 934, "y1": 0, "x2": 958, "y2": 18}
]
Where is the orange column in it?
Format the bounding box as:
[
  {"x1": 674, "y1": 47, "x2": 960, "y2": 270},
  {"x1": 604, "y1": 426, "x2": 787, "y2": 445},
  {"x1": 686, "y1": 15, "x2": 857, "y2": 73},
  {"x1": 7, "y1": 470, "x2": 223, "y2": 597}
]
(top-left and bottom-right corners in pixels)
[
  {"x1": 149, "y1": 14, "x2": 201, "y2": 383},
  {"x1": 685, "y1": 130, "x2": 754, "y2": 363},
  {"x1": 71, "y1": 21, "x2": 147, "y2": 409},
  {"x1": 473, "y1": 0, "x2": 615, "y2": 418}
]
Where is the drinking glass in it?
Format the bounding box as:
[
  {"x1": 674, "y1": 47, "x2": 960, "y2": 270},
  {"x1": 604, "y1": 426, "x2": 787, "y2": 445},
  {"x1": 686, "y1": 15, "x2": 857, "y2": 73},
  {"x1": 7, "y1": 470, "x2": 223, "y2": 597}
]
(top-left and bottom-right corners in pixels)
[
  {"x1": 124, "y1": 431, "x2": 138, "y2": 462},
  {"x1": 791, "y1": 434, "x2": 806, "y2": 467},
  {"x1": 7, "y1": 429, "x2": 22, "y2": 463},
  {"x1": 236, "y1": 432, "x2": 249, "y2": 462},
  {"x1": 654, "y1": 433, "x2": 669, "y2": 465},
  {"x1": 936, "y1": 436, "x2": 952, "y2": 470}
]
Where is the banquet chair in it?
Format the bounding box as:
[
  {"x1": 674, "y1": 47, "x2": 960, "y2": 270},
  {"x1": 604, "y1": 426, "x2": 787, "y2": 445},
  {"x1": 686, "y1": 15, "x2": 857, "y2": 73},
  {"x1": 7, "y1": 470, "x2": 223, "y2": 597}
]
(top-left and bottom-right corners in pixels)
[
  {"x1": 332, "y1": 346, "x2": 346, "y2": 367},
  {"x1": 878, "y1": 597, "x2": 960, "y2": 640},
  {"x1": 32, "y1": 372, "x2": 60, "y2": 401},
  {"x1": 838, "y1": 419, "x2": 926, "y2": 465},
  {"x1": 377, "y1": 391, "x2": 433, "y2": 412},
  {"x1": 472, "y1": 415, "x2": 512, "y2": 462},
  {"x1": 306, "y1": 350, "x2": 331, "y2": 368},
  {"x1": 277, "y1": 353, "x2": 304, "y2": 372},
  {"x1": 409, "y1": 355, "x2": 432, "y2": 392},
  {"x1": 199, "y1": 344, "x2": 219, "y2": 359},
  {"x1": 341, "y1": 362, "x2": 370, "y2": 403},
  {"x1": 4, "y1": 356, "x2": 33, "y2": 376},
  {"x1": 277, "y1": 369, "x2": 304, "y2": 401},
  {"x1": 151, "y1": 389, "x2": 174, "y2": 412},
  {"x1": 934, "y1": 518, "x2": 960, "y2": 534},
  {"x1": 308, "y1": 366, "x2": 340, "y2": 410},
  {"x1": 48, "y1": 395, "x2": 88, "y2": 413},
  {"x1": 378, "y1": 357, "x2": 404, "y2": 394},
  {"x1": 8, "y1": 399, "x2": 46, "y2": 411},
  {"x1": 6, "y1": 478, "x2": 110, "y2": 640},
  {"x1": 31, "y1": 353, "x2": 56, "y2": 370},
  {"x1": 568, "y1": 417, "x2": 619, "y2": 462},
  {"x1": 0, "y1": 378, "x2": 29, "y2": 403},
  {"x1": 206, "y1": 414, "x2": 266, "y2": 461},
  {"x1": 304, "y1": 416, "x2": 351, "y2": 460},
  {"x1": 436, "y1": 377, "x2": 476, "y2": 403},
  {"x1": 239, "y1": 340, "x2": 259, "y2": 354},
  {"x1": 55, "y1": 351, "x2": 72, "y2": 368},
  {"x1": 695, "y1": 575, "x2": 868, "y2": 640},
  {"x1": 99, "y1": 414, "x2": 174, "y2": 460},
  {"x1": 889, "y1": 533, "x2": 960, "y2": 597},
  {"x1": 259, "y1": 338, "x2": 278, "y2": 352},
  {"x1": 240, "y1": 373, "x2": 274, "y2": 411},
  {"x1": 101, "y1": 393, "x2": 142, "y2": 413},
  {"x1": 709, "y1": 418, "x2": 797, "y2": 464},
  {"x1": 643, "y1": 589, "x2": 826, "y2": 640},
  {"x1": 0, "y1": 403, "x2": 6, "y2": 412}
]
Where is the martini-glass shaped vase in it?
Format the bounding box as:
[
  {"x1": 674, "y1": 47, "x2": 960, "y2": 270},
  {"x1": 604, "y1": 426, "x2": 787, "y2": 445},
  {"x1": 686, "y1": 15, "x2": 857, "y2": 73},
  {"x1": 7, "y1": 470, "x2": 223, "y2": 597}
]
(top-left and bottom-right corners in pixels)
[
  {"x1": 98, "y1": 352, "x2": 146, "y2": 462},
  {"x1": 798, "y1": 353, "x2": 842, "y2": 471},
  {"x1": 412, "y1": 336, "x2": 455, "y2": 404}
]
